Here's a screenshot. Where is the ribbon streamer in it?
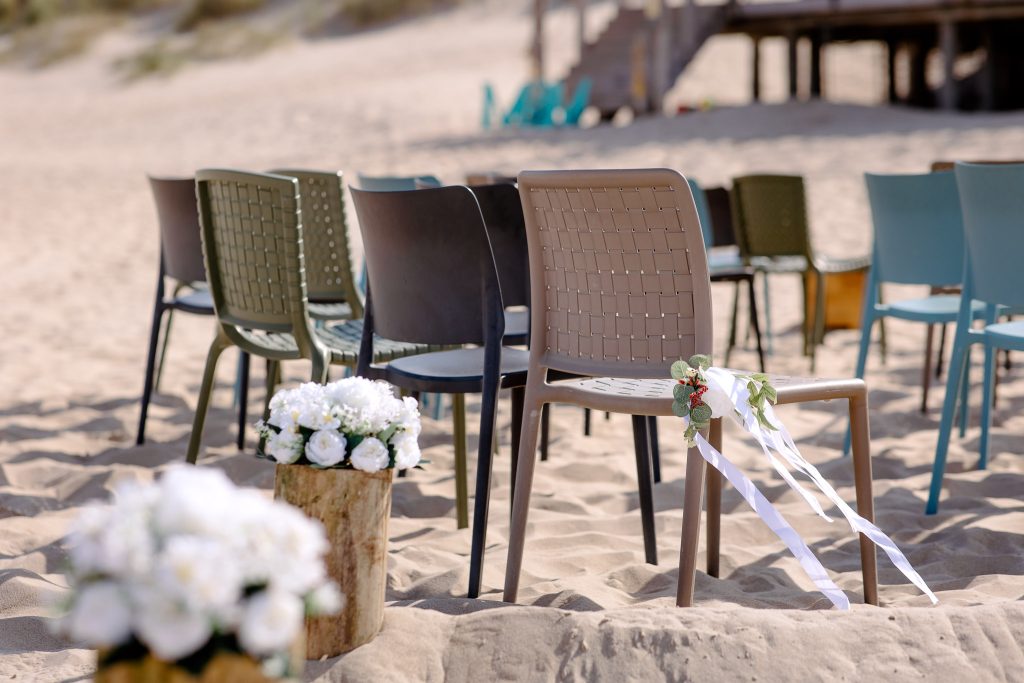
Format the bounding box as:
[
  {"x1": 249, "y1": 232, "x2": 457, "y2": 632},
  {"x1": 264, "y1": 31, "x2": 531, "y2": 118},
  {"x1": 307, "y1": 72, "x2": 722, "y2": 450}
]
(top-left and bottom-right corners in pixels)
[{"x1": 693, "y1": 367, "x2": 938, "y2": 606}]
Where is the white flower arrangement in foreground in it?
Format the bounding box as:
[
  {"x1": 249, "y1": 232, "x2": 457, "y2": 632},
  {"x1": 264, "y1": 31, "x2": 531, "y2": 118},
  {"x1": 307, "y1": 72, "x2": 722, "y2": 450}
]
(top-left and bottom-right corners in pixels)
[
  {"x1": 56, "y1": 467, "x2": 343, "y2": 675},
  {"x1": 257, "y1": 377, "x2": 422, "y2": 472}
]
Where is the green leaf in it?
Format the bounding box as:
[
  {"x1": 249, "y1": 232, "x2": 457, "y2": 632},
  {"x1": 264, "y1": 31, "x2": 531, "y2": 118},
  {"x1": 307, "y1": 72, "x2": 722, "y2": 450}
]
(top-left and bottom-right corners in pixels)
[
  {"x1": 762, "y1": 385, "x2": 778, "y2": 403},
  {"x1": 670, "y1": 360, "x2": 690, "y2": 380},
  {"x1": 746, "y1": 380, "x2": 758, "y2": 397},
  {"x1": 689, "y1": 354, "x2": 712, "y2": 370},
  {"x1": 690, "y1": 403, "x2": 712, "y2": 423},
  {"x1": 750, "y1": 373, "x2": 770, "y2": 382},
  {"x1": 673, "y1": 383, "x2": 695, "y2": 401},
  {"x1": 672, "y1": 400, "x2": 690, "y2": 418}
]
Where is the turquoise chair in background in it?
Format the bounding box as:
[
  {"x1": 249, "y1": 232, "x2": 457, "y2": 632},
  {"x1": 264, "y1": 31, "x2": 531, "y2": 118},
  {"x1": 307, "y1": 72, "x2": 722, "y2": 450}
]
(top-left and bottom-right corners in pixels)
[
  {"x1": 561, "y1": 78, "x2": 592, "y2": 127},
  {"x1": 356, "y1": 173, "x2": 442, "y2": 192},
  {"x1": 856, "y1": 172, "x2": 979, "y2": 411},
  {"x1": 927, "y1": 162, "x2": 1024, "y2": 514}
]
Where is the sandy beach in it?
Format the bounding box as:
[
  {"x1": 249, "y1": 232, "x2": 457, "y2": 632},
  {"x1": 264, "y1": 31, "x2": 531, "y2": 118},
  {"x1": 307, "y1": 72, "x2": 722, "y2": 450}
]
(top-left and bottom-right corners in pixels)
[{"x1": 1, "y1": 1, "x2": 1023, "y2": 680}]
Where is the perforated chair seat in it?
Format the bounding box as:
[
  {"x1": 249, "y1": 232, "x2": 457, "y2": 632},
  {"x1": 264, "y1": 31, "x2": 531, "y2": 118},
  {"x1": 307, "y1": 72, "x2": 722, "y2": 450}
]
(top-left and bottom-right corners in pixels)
[
  {"x1": 373, "y1": 347, "x2": 530, "y2": 394},
  {"x1": 882, "y1": 294, "x2": 982, "y2": 323},
  {"x1": 544, "y1": 374, "x2": 867, "y2": 416},
  {"x1": 984, "y1": 320, "x2": 1024, "y2": 351},
  {"x1": 233, "y1": 320, "x2": 434, "y2": 365},
  {"x1": 308, "y1": 301, "x2": 355, "y2": 320},
  {"x1": 170, "y1": 289, "x2": 215, "y2": 315}
]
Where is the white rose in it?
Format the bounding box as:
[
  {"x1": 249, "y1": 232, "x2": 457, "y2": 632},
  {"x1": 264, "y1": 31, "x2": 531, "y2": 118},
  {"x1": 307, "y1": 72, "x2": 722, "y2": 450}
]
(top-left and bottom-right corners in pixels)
[
  {"x1": 133, "y1": 588, "x2": 212, "y2": 662},
  {"x1": 153, "y1": 467, "x2": 237, "y2": 539},
  {"x1": 304, "y1": 430, "x2": 347, "y2": 467},
  {"x1": 391, "y1": 431, "x2": 421, "y2": 470},
  {"x1": 306, "y1": 582, "x2": 345, "y2": 616},
  {"x1": 154, "y1": 536, "x2": 243, "y2": 617},
  {"x1": 349, "y1": 437, "x2": 390, "y2": 473},
  {"x1": 395, "y1": 396, "x2": 421, "y2": 437},
  {"x1": 63, "y1": 581, "x2": 132, "y2": 647},
  {"x1": 238, "y1": 589, "x2": 304, "y2": 656},
  {"x1": 702, "y1": 384, "x2": 737, "y2": 419},
  {"x1": 266, "y1": 429, "x2": 303, "y2": 465}
]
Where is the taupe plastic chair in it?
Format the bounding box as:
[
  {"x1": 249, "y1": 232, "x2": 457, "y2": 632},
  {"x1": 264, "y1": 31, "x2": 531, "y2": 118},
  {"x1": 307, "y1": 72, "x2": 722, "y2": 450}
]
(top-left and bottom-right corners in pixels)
[
  {"x1": 350, "y1": 183, "x2": 530, "y2": 599},
  {"x1": 136, "y1": 176, "x2": 250, "y2": 449},
  {"x1": 501, "y1": 169, "x2": 878, "y2": 607},
  {"x1": 730, "y1": 175, "x2": 869, "y2": 372},
  {"x1": 186, "y1": 169, "x2": 434, "y2": 464}
]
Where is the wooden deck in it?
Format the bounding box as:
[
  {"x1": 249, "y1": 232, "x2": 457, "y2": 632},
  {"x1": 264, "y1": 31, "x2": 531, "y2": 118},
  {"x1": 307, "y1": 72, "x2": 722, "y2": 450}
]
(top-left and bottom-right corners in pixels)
[{"x1": 562, "y1": 0, "x2": 1024, "y2": 115}]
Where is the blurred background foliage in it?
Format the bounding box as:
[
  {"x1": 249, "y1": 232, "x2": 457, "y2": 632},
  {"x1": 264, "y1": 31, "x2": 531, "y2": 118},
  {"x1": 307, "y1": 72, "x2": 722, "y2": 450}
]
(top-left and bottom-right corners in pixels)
[{"x1": 0, "y1": 0, "x2": 464, "y2": 73}]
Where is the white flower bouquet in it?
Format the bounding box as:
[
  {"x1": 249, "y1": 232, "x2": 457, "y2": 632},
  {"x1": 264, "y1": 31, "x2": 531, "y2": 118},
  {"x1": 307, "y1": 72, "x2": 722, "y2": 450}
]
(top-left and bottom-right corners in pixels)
[
  {"x1": 56, "y1": 467, "x2": 342, "y2": 678},
  {"x1": 256, "y1": 377, "x2": 422, "y2": 473}
]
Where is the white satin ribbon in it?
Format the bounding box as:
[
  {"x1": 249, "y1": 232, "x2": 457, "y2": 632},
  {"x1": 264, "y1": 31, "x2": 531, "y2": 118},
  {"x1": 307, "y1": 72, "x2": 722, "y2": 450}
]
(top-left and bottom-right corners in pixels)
[{"x1": 692, "y1": 367, "x2": 938, "y2": 606}]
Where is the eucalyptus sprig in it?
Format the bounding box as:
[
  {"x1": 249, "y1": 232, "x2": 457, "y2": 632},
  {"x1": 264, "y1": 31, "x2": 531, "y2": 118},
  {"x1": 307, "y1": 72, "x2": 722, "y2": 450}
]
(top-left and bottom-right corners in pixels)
[{"x1": 670, "y1": 356, "x2": 780, "y2": 446}]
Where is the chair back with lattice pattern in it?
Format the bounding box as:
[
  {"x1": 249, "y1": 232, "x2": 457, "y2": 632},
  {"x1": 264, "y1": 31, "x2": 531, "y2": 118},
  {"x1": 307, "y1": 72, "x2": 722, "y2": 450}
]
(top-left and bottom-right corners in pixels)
[
  {"x1": 517, "y1": 169, "x2": 713, "y2": 379},
  {"x1": 731, "y1": 174, "x2": 813, "y2": 260},
  {"x1": 195, "y1": 169, "x2": 318, "y2": 357},
  {"x1": 270, "y1": 169, "x2": 363, "y2": 318}
]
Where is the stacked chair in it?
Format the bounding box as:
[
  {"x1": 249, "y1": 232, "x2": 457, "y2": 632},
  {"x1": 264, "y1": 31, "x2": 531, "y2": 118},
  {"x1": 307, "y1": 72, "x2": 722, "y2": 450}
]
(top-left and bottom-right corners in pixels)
[{"x1": 928, "y1": 162, "x2": 1024, "y2": 513}]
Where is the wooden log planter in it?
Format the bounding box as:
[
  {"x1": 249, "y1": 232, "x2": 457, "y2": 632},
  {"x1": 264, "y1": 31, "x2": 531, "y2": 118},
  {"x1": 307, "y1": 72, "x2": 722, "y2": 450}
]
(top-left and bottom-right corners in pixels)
[{"x1": 274, "y1": 465, "x2": 393, "y2": 659}]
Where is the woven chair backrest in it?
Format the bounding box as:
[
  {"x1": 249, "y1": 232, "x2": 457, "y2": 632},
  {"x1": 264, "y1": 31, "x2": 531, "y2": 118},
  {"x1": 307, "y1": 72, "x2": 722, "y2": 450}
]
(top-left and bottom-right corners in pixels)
[{"x1": 517, "y1": 168, "x2": 713, "y2": 379}]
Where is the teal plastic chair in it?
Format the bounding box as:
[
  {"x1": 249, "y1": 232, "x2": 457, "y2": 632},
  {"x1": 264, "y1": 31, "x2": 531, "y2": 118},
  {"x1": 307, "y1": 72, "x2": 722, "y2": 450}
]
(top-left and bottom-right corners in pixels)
[
  {"x1": 856, "y1": 172, "x2": 980, "y2": 413},
  {"x1": 927, "y1": 162, "x2": 1024, "y2": 513},
  {"x1": 356, "y1": 174, "x2": 441, "y2": 192},
  {"x1": 562, "y1": 78, "x2": 592, "y2": 127}
]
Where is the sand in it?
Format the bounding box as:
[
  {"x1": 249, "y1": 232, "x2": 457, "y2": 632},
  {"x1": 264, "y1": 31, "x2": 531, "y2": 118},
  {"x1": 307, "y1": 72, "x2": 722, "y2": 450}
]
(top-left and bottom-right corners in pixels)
[{"x1": 1, "y1": 1, "x2": 1023, "y2": 680}]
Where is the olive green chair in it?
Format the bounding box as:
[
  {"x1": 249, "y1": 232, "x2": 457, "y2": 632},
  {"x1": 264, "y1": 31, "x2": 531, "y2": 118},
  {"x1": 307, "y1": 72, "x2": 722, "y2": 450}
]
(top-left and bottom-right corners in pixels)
[
  {"x1": 731, "y1": 174, "x2": 869, "y2": 372},
  {"x1": 186, "y1": 169, "x2": 432, "y2": 464}
]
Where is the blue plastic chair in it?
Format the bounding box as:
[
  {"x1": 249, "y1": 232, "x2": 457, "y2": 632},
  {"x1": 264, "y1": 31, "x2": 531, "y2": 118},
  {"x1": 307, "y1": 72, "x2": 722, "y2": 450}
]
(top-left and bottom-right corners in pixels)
[
  {"x1": 482, "y1": 82, "x2": 496, "y2": 130},
  {"x1": 355, "y1": 174, "x2": 441, "y2": 192},
  {"x1": 927, "y1": 162, "x2": 1024, "y2": 513},
  {"x1": 856, "y1": 172, "x2": 980, "y2": 407},
  {"x1": 562, "y1": 77, "x2": 592, "y2": 127}
]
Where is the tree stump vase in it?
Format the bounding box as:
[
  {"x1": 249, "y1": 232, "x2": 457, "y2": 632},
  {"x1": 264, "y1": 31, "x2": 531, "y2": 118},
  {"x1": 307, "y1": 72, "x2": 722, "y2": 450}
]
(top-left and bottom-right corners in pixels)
[
  {"x1": 95, "y1": 639, "x2": 304, "y2": 683},
  {"x1": 274, "y1": 466, "x2": 393, "y2": 659}
]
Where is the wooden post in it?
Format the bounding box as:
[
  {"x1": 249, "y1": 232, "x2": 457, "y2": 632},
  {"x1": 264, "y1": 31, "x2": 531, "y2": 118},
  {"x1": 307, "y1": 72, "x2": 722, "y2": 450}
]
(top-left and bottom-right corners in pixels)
[
  {"x1": 650, "y1": 0, "x2": 670, "y2": 113},
  {"x1": 810, "y1": 33, "x2": 823, "y2": 98},
  {"x1": 787, "y1": 32, "x2": 800, "y2": 100},
  {"x1": 531, "y1": 0, "x2": 546, "y2": 81},
  {"x1": 751, "y1": 36, "x2": 761, "y2": 102},
  {"x1": 575, "y1": 0, "x2": 586, "y2": 58},
  {"x1": 939, "y1": 19, "x2": 957, "y2": 110},
  {"x1": 275, "y1": 466, "x2": 393, "y2": 658},
  {"x1": 886, "y1": 39, "x2": 899, "y2": 103}
]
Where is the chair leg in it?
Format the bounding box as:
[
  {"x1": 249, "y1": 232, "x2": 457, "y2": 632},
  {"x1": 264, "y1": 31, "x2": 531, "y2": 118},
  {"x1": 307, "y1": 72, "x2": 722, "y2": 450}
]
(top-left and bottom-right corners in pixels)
[
  {"x1": 236, "y1": 351, "x2": 250, "y2": 451},
  {"x1": 256, "y1": 359, "x2": 279, "y2": 455},
  {"x1": 979, "y1": 345, "x2": 994, "y2": 471},
  {"x1": 746, "y1": 275, "x2": 766, "y2": 372},
  {"x1": 675, "y1": 442, "x2": 707, "y2": 607},
  {"x1": 153, "y1": 308, "x2": 174, "y2": 394},
  {"x1": 630, "y1": 415, "x2": 657, "y2": 565},
  {"x1": 136, "y1": 302, "x2": 165, "y2": 446},
  {"x1": 510, "y1": 387, "x2": 525, "y2": 513},
  {"x1": 927, "y1": 330, "x2": 972, "y2": 514},
  {"x1": 958, "y1": 347, "x2": 971, "y2": 439},
  {"x1": 705, "y1": 418, "x2": 723, "y2": 578},
  {"x1": 936, "y1": 324, "x2": 948, "y2": 377},
  {"x1": 467, "y1": 376, "x2": 501, "y2": 599},
  {"x1": 311, "y1": 353, "x2": 329, "y2": 384},
  {"x1": 185, "y1": 338, "x2": 229, "y2": 464},
  {"x1": 647, "y1": 415, "x2": 661, "y2": 484},
  {"x1": 503, "y1": 392, "x2": 544, "y2": 603},
  {"x1": 452, "y1": 393, "x2": 469, "y2": 530},
  {"x1": 921, "y1": 324, "x2": 935, "y2": 414},
  {"x1": 539, "y1": 403, "x2": 550, "y2": 461},
  {"x1": 811, "y1": 270, "x2": 827, "y2": 374},
  {"x1": 725, "y1": 280, "x2": 741, "y2": 367},
  {"x1": 849, "y1": 391, "x2": 879, "y2": 605},
  {"x1": 583, "y1": 408, "x2": 592, "y2": 436},
  {"x1": 762, "y1": 273, "x2": 774, "y2": 356}
]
